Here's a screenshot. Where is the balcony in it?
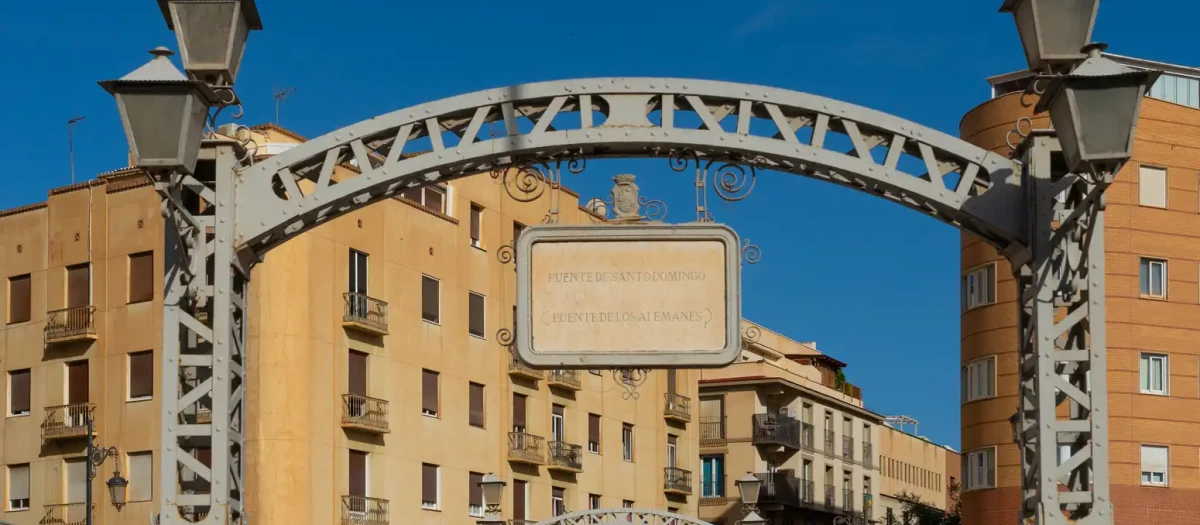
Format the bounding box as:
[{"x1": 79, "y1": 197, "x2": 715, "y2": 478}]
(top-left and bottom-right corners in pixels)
[
  {"x1": 508, "y1": 432, "x2": 545, "y2": 465},
  {"x1": 41, "y1": 404, "x2": 93, "y2": 440},
  {"x1": 800, "y1": 479, "x2": 815, "y2": 505},
  {"x1": 843, "y1": 436, "x2": 855, "y2": 462},
  {"x1": 801, "y1": 422, "x2": 815, "y2": 451},
  {"x1": 663, "y1": 467, "x2": 693, "y2": 495},
  {"x1": 663, "y1": 393, "x2": 691, "y2": 423},
  {"x1": 824, "y1": 484, "x2": 835, "y2": 509},
  {"x1": 508, "y1": 350, "x2": 544, "y2": 381},
  {"x1": 824, "y1": 430, "x2": 836, "y2": 455},
  {"x1": 547, "y1": 370, "x2": 582, "y2": 391},
  {"x1": 862, "y1": 442, "x2": 873, "y2": 469},
  {"x1": 44, "y1": 306, "x2": 97, "y2": 345},
  {"x1": 41, "y1": 503, "x2": 90, "y2": 525},
  {"x1": 754, "y1": 472, "x2": 801, "y2": 507},
  {"x1": 341, "y1": 495, "x2": 388, "y2": 525},
  {"x1": 342, "y1": 293, "x2": 388, "y2": 336},
  {"x1": 699, "y1": 416, "x2": 726, "y2": 447},
  {"x1": 547, "y1": 441, "x2": 583, "y2": 473},
  {"x1": 842, "y1": 489, "x2": 855, "y2": 512},
  {"x1": 341, "y1": 394, "x2": 389, "y2": 434},
  {"x1": 509, "y1": 521, "x2": 536, "y2": 525},
  {"x1": 751, "y1": 413, "x2": 800, "y2": 450}
]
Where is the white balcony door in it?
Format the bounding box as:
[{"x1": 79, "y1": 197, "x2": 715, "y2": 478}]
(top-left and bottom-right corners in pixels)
[{"x1": 667, "y1": 435, "x2": 678, "y2": 468}]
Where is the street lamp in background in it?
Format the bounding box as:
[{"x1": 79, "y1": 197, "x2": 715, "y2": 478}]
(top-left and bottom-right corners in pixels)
[
  {"x1": 735, "y1": 472, "x2": 762, "y2": 513},
  {"x1": 156, "y1": 0, "x2": 263, "y2": 86},
  {"x1": 999, "y1": 0, "x2": 1099, "y2": 73},
  {"x1": 477, "y1": 473, "x2": 507, "y2": 525},
  {"x1": 85, "y1": 413, "x2": 129, "y2": 525}
]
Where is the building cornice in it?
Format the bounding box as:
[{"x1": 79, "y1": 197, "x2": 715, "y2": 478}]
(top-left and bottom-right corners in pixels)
[{"x1": 700, "y1": 375, "x2": 884, "y2": 422}]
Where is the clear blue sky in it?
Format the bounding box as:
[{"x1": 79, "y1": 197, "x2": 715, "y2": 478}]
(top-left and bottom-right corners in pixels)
[{"x1": 2, "y1": 1, "x2": 1195, "y2": 449}]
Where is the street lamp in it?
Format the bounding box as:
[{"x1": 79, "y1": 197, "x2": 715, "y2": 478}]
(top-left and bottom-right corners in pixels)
[
  {"x1": 1010, "y1": 412, "x2": 1021, "y2": 445},
  {"x1": 157, "y1": 0, "x2": 263, "y2": 86},
  {"x1": 1034, "y1": 44, "x2": 1161, "y2": 175},
  {"x1": 999, "y1": 0, "x2": 1099, "y2": 72},
  {"x1": 736, "y1": 472, "x2": 762, "y2": 512},
  {"x1": 99, "y1": 47, "x2": 218, "y2": 175},
  {"x1": 85, "y1": 413, "x2": 127, "y2": 525},
  {"x1": 741, "y1": 511, "x2": 767, "y2": 525},
  {"x1": 477, "y1": 473, "x2": 506, "y2": 525}
]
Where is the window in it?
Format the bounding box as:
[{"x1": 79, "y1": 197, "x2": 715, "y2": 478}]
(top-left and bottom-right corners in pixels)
[
  {"x1": 128, "y1": 252, "x2": 154, "y2": 304},
  {"x1": 128, "y1": 351, "x2": 153, "y2": 400},
  {"x1": 666, "y1": 435, "x2": 678, "y2": 468},
  {"x1": 701, "y1": 455, "x2": 725, "y2": 497},
  {"x1": 552, "y1": 487, "x2": 566, "y2": 516},
  {"x1": 1141, "y1": 445, "x2": 1168, "y2": 486},
  {"x1": 1149, "y1": 73, "x2": 1200, "y2": 109},
  {"x1": 622, "y1": 500, "x2": 634, "y2": 509},
  {"x1": 400, "y1": 185, "x2": 447, "y2": 214},
  {"x1": 7, "y1": 464, "x2": 28, "y2": 510},
  {"x1": 961, "y1": 263, "x2": 995, "y2": 311},
  {"x1": 964, "y1": 448, "x2": 995, "y2": 491},
  {"x1": 512, "y1": 393, "x2": 527, "y2": 433},
  {"x1": 421, "y1": 370, "x2": 439, "y2": 417},
  {"x1": 66, "y1": 264, "x2": 90, "y2": 308},
  {"x1": 622, "y1": 423, "x2": 634, "y2": 461},
  {"x1": 349, "y1": 450, "x2": 368, "y2": 497},
  {"x1": 468, "y1": 472, "x2": 484, "y2": 517},
  {"x1": 552, "y1": 404, "x2": 565, "y2": 442},
  {"x1": 1140, "y1": 258, "x2": 1167, "y2": 299},
  {"x1": 962, "y1": 356, "x2": 996, "y2": 402},
  {"x1": 513, "y1": 480, "x2": 528, "y2": 521},
  {"x1": 8, "y1": 369, "x2": 30, "y2": 416},
  {"x1": 469, "y1": 203, "x2": 483, "y2": 248},
  {"x1": 1139, "y1": 166, "x2": 1168, "y2": 208},
  {"x1": 589, "y1": 494, "x2": 601, "y2": 510},
  {"x1": 421, "y1": 463, "x2": 441, "y2": 510},
  {"x1": 588, "y1": 413, "x2": 601, "y2": 453},
  {"x1": 469, "y1": 382, "x2": 485, "y2": 428},
  {"x1": 348, "y1": 249, "x2": 368, "y2": 295},
  {"x1": 421, "y1": 275, "x2": 440, "y2": 323},
  {"x1": 66, "y1": 457, "x2": 87, "y2": 504},
  {"x1": 1140, "y1": 353, "x2": 1169, "y2": 395},
  {"x1": 7, "y1": 274, "x2": 30, "y2": 324},
  {"x1": 128, "y1": 452, "x2": 153, "y2": 501},
  {"x1": 468, "y1": 292, "x2": 485, "y2": 338}
]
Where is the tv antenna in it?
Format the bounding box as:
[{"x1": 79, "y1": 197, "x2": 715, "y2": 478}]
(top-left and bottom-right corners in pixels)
[
  {"x1": 273, "y1": 86, "x2": 297, "y2": 124},
  {"x1": 67, "y1": 116, "x2": 86, "y2": 184}
]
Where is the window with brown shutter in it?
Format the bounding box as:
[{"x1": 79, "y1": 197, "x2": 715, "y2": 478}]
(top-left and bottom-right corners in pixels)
[
  {"x1": 128, "y1": 351, "x2": 153, "y2": 400},
  {"x1": 421, "y1": 276, "x2": 439, "y2": 323},
  {"x1": 348, "y1": 351, "x2": 367, "y2": 397},
  {"x1": 68, "y1": 360, "x2": 89, "y2": 404},
  {"x1": 588, "y1": 413, "x2": 600, "y2": 453},
  {"x1": 421, "y1": 463, "x2": 439, "y2": 509},
  {"x1": 421, "y1": 370, "x2": 439, "y2": 416},
  {"x1": 468, "y1": 292, "x2": 485, "y2": 338},
  {"x1": 469, "y1": 382, "x2": 485, "y2": 428},
  {"x1": 469, "y1": 472, "x2": 484, "y2": 514},
  {"x1": 513, "y1": 480, "x2": 528, "y2": 520},
  {"x1": 512, "y1": 393, "x2": 527, "y2": 432},
  {"x1": 9, "y1": 369, "x2": 30, "y2": 416},
  {"x1": 348, "y1": 450, "x2": 367, "y2": 497},
  {"x1": 7, "y1": 274, "x2": 30, "y2": 324},
  {"x1": 66, "y1": 264, "x2": 90, "y2": 308},
  {"x1": 666, "y1": 370, "x2": 677, "y2": 394},
  {"x1": 469, "y1": 203, "x2": 483, "y2": 248},
  {"x1": 425, "y1": 187, "x2": 445, "y2": 214},
  {"x1": 128, "y1": 252, "x2": 154, "y2": 304}
]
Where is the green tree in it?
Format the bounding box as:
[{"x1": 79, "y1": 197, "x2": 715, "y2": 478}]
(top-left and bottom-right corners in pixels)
[{"x1": 893, "y1": 480, "x2": 961, "y2": 525}]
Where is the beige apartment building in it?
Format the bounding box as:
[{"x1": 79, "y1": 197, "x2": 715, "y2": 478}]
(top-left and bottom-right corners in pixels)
[
  {"x1": 0, "y1": 124, "x2": 700, "y2": 525},
  {"x1": 876, "y1": 424, "x2": 960, "y2": 524}
]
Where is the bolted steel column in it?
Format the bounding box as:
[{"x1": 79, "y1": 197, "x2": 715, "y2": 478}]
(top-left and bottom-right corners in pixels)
[{"x1": 1014, "y1": 131, "x2": 1111, "y2": 525}]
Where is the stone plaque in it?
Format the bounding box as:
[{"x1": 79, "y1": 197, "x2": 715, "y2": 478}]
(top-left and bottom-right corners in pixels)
[{"x1": 516, "y1": 224, "x2": 741, "y2": 368}]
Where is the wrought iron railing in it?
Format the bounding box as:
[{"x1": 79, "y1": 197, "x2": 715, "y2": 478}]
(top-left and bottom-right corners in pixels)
[
  {"x1": 843, "y1": 489, "x2": 855, "y2": 512},
  {"x1": 824, "y1": 430, "x2": 835, "y2": 454},
  {"x1": 508, "y1": 432, "x2": 545, "y2": 464},
  {"x1": 752, "y1": 413, "x2": 801, "y2": 449},
  {"x1": 663, "y1": 393, "x2": 691, "y2": 421},
  {"x1": 342, "y1": 292, "x2": 388, "y2": 333},
  {"x1": 508, "y1": 350, "x2": 544, "y2": 379},
  {"x1": 41, "y1": 503, "x2": 91, "y2": 525},
  {"x1": 548, "y1": 370, "x2": 581, "y2": 390},
  {"x1": 342, "y1": 394, "x2": 389, "y2": 433},
  {"x1": 801, "y1": 479, "x2": 815, "y2": 505},
  {"x1": 862, "y1": 442, "x2": 873, "y2": 469},
  {"x1": 801, "y1": 422, "x2": 814, "y2": 450},
  {"x1": 341, "y1": 495, "x2": 388, "y2": 525},
  {"x1": 548, "y1": 440, "x2": 583, "y2": 471},
  {"x1": 44, "y1": 306, "x2": 97, "y2": 343},
  {"x1": 754, "y1": 472, "x2": 801, "y2": 507},
  {"x1": 663, "y1": 467, "x2": 693, "y2": 494},
  {"x1": 508, "y1": 521, "x2": 536, "y2": 525},
  {"x1": 699, "y1": 416, "x2": 726, "y2": 446},
  {"x1": 700, "y1": 474, "x2": 725, "y2": 498},
  {"x1": 824, "y1": 484, "x2": 836, "y2": 509},
  {"x1": 843, "y1": 436, "x2": 855, "y2": 462},
  {"x1": 41, "y1": 404, "x2": 92, "y2": 440}
]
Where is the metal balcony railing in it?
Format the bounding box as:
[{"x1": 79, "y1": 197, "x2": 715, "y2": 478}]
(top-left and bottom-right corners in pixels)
[
  {"x1": 801, "y1": 422, "x2": 815, "y2": 451},
  {"x1": 508, "y1": 350, "x2": 544, "y2": 380},
  {"x1": 548, "y1": 441, "x2": 583, "y2": 472},
  {"x1": 754, "y1": 472, "x2": 801, "y2": 507},
  {"x1": 41, "y1": 503, "x2": 91, "y2": 525},
  {"x1": 843, "y1": 489, "x2": 855, "y2": 512},
  {"x1": 862, "y1": 442, "x2": 873, "y2": 468},
  {"x1": 547, "y1": 370, "x2": 582, "y2": 390},
  {"x1": 44, "y1": 306, "x2": 97, "y2": 344},
  {"x1": 800, "y1": 479, "x2": 815, "y2": 505},
  {"x1": 824, "y1": 484, "x2": 836, "y2": 509},
  {"x1": 508, "y1": 521, "x2": 536, "y2": 525},
  {"x1": 752, "y1": 413, "x2": 801, "y2": 449},
  {"x1": 663, "y1": 393, "x2": 691, "y2": 422},
  {"x1": 824, "y1": 430, "x2": 836, "y2": 454},
  {"x1": 41, "y1": 404, "x2": 92, "y2": 440},
  {"x1": 699, "y1": 416, "x2": 726, "y2": 446},
  {"x1": 341, "y1": 394, "x2": 389, "y2": 433},
  {"x1": 700, "y1": 474, "x2": 725, "y2": 499},
  {"x1": 843, "y1": 436, "x2": 855, "y2": 462},
  {"x1": 664, "y1": 467, "x2": 693, "y2": 494},
  {"x1": 508, "y1": 432, "x2": 545, "y2": 465},
  {"x1": 342, "y1": 292, "x2": 388, "y2": 335},
  {"x1": 341, "y1": 495, "x2": 388, "y2": 525}
]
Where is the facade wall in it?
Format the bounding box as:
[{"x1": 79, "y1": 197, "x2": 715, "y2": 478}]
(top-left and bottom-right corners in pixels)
[
  {"x1": 959, "y1": 92, "x2": 1200, "y2": 525},
  {"x1": 876, "y1": 426, "x2": 958, "y2": 524}
]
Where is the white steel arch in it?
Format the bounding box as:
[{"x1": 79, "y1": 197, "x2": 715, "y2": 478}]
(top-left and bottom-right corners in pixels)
[{"x1": 533, "y1": 508, "x2": 713, "y2": 525}]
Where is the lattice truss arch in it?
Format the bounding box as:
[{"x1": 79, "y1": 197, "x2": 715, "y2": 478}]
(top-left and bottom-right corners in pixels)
[
  {"x1": 234, "y1": 78, "x2": 1026, "y2": 259},
  {"x1": 534, "y1": 509, "x2": 712, "y2": 525}
]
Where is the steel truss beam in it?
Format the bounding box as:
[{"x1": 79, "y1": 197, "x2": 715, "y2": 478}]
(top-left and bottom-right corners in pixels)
[
  {"x1": 534, "y1": 509, "x2": 713, "y2": 525},
  {"x1": 233, "y1": 78, "x2": 1025, "y2": 261},
  {"x1": 1014, "y1": 131, "x2": 1111, "y2": 525},
  {"x1": 157, "y1": 141, "x2": 247, "y2": 524}
]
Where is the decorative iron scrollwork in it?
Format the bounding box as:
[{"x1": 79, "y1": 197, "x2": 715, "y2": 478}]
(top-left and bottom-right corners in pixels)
[
  {"x1": 669, "y1": 149, "x2": 759, "y2": 223},
  {"x1": 490, "y1": 150, "x2": 586, "y2": 224},
  {"x1": 612, "y1": 368, "x2": 651, "y2": 400},
  {"x1": 742, "y1": 238, "x2": 762, "y2": 265}
]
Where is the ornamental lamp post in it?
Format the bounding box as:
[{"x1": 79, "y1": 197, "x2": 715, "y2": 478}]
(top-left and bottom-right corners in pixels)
[
  {"x1": 741, "y1": 511, "x2": 767, "y2": 525},
  {"x1": 157, "y1": 0, "x2": 263, "y2": 86},
  {"x1": 106, "y1": 471, "x2": 129, "y2": 510},
  {"x1": 477, "y1": 473, "x2": 507, "y2": 525},
  {"x1": 735, "y1": 473, "x2": 762, "y2": 511},
  {"x1": 1010, "y1": 412, "x2": 1021, "y2": 444},
  {"x1": 99, "y1": 47, "x2": 218, "y2": 175},
  {"x1": 1034, "y1": 44, "x2": 1161, "y2": 175},
  {"x1": 1000, "y1": 0, "x2": 1100, "y2": 73}
]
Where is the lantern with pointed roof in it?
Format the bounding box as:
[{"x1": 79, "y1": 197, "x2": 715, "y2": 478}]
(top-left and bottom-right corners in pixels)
[
  {"x1": 99, "y1": 47, "x2": 218, "y2": 175},
  {"x1": 158, "y1": 0, "x2": 263, "y2": 86},
  {"x1": 1000, "y1": 0, "x2": 1100, "y2": 73}
]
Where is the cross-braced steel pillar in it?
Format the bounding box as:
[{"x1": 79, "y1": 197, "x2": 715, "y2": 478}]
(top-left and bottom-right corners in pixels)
[
  {"x1": 1014, "y1": 130, "x2": 1111, "y2": 525},
  {"x1": 157, "y1": 141, "x2": 248, "y2": 525}
]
